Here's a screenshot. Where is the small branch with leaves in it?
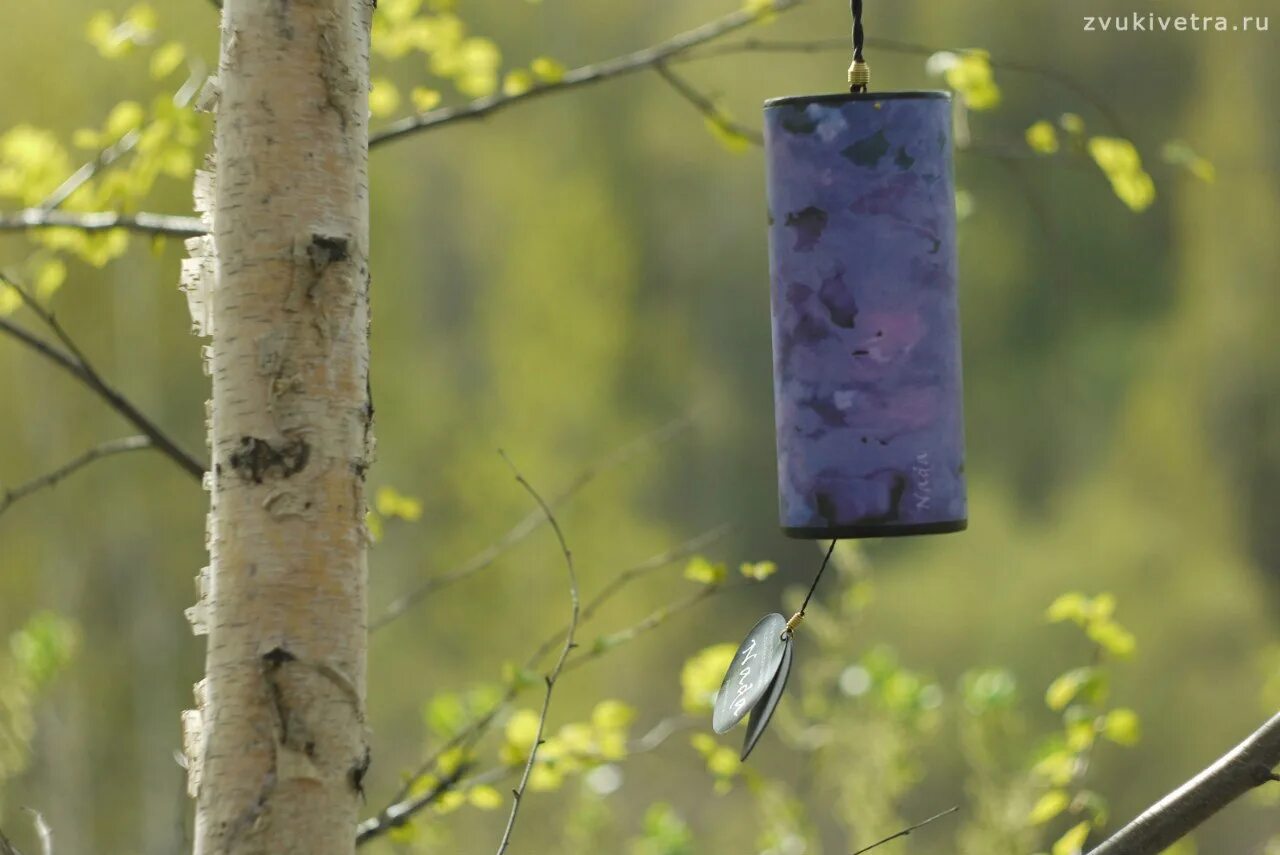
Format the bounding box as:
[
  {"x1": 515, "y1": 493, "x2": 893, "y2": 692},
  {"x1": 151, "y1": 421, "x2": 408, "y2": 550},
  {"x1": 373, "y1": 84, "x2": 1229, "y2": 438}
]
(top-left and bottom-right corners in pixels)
[{"x1": 357, "y1": 523, "x2": 736, "y2": 846}]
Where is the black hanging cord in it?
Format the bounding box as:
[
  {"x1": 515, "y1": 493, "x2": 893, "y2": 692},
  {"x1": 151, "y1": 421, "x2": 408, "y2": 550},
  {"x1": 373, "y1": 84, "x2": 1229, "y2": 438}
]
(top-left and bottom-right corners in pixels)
[
  {"x1": 851, "y1": 0, "x2": 865, "y2": 62},
  {"x1": 848, "y1": 0, "x2": 870, "y2": 93},
  {"x1": 784, "y1": 539, "x2": 838, "y2": 637}
]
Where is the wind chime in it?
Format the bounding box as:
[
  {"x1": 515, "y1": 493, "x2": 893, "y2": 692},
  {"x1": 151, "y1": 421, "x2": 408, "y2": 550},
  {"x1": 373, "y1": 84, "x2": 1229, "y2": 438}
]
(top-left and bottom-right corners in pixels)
[{"x1": 715, "y1": 0, "x2": 968, "y2": 760}]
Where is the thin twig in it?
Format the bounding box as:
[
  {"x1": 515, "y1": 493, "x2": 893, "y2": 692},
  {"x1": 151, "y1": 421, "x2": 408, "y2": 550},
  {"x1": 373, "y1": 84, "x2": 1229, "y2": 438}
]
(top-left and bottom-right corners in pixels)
[
  {"x1": 1, "y1": 435, "x2": 153, "y2": 517},
  {"x1": 38, "y1": 129, "x2": 141, "y2": 211},
  {"x1": 849, "y1": 806, "x2": 960, "y2": 855},
  {"x1": 1085, "y1": 712, "x2": 1280, "y2": 855},
  {"x1": 653, "y1": 62, "x2": 764, "y2": 147},
  {"x1": 0, "y1": 826, "x2": 22, "y2": 855},
  {"x1": 370, "y1": 415, "x2": 696, "y2": 630},
  {"x1": 0, "y1": 208, "x2": 206, "y2": 238},
  {"x1": 0, "y1": 277, "x2": 204, "y2": 480},
  {"x1": 368, "y1": 0, "x2": 805, "y2": 149},
  {"x1": 493, "y1": 450, "x2": 579, "y2": 855},
  {"x1": 565, "y1": 583, "x2": 738, "y2": 673}
]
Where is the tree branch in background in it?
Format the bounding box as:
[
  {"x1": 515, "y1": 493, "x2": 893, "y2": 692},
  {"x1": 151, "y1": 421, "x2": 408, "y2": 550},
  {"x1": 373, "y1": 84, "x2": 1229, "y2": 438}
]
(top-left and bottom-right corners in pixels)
[
  {"x1": 1085, "y1": 712, "x2": 1280, "y2": 855},
  {"x1": 0, "y1": 0, "x2": 1136, "y2": 238},
  {"x1": 0, "y1": 208, "x2": 205, "y2": 238},
  {"x1": 357, "y1": 524, "x2": 735, "y2": 845},
  {"x1": 368, "y1": 0, "x2": 806, "y2": 148},
  {"x1": 653, "y1": 62, "x2": 764, "y2": 147},
  {"x1": 370, "y1": 414, "x2": 697, "y2": 630},
  {"x1": 0, "y1": 435, "x2": 152, "y2": 517},
  {"x1": 493, "y1": 450, "x2": 580, "y2": 855},
  {"x1": 0, "y1": 277, "x2": 204, "y2": 480},
  {"x1": 850, "y1": 806, "x2": 960, "y2": 855},
  {"x1": 21, "y1": 810, "x2": 50, "y2": 855},
  {"x1": 690, "y1": 36, "x2": 1133, "y2": 140}
]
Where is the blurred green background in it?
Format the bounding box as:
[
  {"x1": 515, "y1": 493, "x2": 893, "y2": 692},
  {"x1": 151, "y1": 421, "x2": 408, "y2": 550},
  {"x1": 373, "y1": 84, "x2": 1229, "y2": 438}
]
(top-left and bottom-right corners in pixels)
[{"x1": 1, "y1": 0, "x2": 1277, "y2": 852}]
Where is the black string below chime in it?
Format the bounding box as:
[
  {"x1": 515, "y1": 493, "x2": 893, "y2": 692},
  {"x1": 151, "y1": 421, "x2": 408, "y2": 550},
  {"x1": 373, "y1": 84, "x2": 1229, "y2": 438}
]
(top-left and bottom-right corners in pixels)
[{"x1": 711, "y1": 540, "x2": 839, "y2": 760}]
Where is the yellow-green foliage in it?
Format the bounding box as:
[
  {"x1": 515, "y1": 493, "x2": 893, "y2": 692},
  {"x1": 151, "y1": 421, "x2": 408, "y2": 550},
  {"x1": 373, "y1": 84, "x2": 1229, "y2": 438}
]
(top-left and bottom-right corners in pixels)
[{"x1": 0, "y1": 613, "x2": 78, "y2": 795}]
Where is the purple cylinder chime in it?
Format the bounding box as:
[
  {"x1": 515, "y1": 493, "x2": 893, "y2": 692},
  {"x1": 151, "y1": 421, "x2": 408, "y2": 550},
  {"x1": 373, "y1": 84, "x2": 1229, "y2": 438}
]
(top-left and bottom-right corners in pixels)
[{"x1": 763, "y1": 91, "x2": 967, "y2": 539}]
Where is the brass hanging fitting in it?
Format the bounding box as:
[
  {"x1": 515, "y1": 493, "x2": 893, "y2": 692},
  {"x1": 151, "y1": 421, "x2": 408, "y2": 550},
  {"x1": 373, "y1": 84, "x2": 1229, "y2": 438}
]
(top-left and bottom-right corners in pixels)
[
  {"x1": 783, "y1": 611, "x2": 805, "y2": 637},
  {"x1": 848, "y1": 59, "x2": 870, "y2": 93}
]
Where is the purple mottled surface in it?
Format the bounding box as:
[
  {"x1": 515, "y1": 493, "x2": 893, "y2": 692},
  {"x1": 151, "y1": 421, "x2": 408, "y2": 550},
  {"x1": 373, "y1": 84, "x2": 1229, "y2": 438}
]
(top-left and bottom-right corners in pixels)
[{"x1": 763, "y1": 93, "x2": 967, "y2": 536}]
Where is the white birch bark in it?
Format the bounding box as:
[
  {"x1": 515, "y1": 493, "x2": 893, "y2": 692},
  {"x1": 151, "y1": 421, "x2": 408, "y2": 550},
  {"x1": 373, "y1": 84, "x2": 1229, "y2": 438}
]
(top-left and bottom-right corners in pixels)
[{"x1": 184, "y1": 1, "x2": 374, "y2": 852}]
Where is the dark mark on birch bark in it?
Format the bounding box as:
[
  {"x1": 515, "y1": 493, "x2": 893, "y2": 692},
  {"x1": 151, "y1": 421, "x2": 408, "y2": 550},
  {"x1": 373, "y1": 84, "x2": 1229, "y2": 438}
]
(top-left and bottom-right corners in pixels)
[{"x1": 228, "y1": 436, "x2": 310, "y2": 484}]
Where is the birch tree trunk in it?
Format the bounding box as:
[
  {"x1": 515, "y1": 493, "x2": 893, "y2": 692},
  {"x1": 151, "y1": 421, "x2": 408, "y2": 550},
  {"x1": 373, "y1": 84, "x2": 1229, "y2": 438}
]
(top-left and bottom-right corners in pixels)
[{"x1": 183, "y1": 1, "x2": 374, "y2": 852}]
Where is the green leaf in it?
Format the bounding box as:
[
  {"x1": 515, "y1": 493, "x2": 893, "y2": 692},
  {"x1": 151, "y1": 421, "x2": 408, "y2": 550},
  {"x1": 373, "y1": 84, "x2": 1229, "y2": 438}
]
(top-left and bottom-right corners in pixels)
[
  {"x1": 410, "y1": 87, "x2": 442, "y2": 112},
  {"x1": 1088, "y1": 619, "x2": 1136, "y2": 659},
  {"x1": 1162, "y1": 140, "x2": 1216, "y2": 183},
  {"x1": 680, "y1": 643, "x2": 736, "y2": 713},
  {"x1": 150, "y1": 41, "x2": 186, "y2": 80},
  {"x1": 591, "y1": 699, "x2": 635, "y2": 731},
  {"x1": 502, "y1": 69, "x2": 534, "y2": 97},
  {"x1": 34, "y1": 258, "x2": 67, "y2": 301},
  {"x1": 1046, "y1": 667, "x2": 1096, "y2": 711},
  {"x1": 932, "y1": 50, "x2": 1002, "y2": 111},
  {"x1": 739, "y1": 560, "x2": 777, "y2": 581},
  {"x1": 369, "y1": 78, "x2": 402, "y2": 118},
  {"x1": 468, "y1": 785, "x2": 503, "y2": 809},
  {"x1": 704, "y1": 115, "x2": 751, "y2": 154},
  {"x1": 1046, "y1": 592, "x2": 1089, "y2": 625},
  {"x1": 1032, "y1": 748, "x2": 1076, "y2": 787},
  {"x1": 1102, "y1": 708, "x2": 1142, "y2": 746},
  {"x1": 530, "y1": 56, "x2": 566, "y2": 83},
  {"x1": 375, "y1": 485, "x2": 422, "y2": 521},
  {"x1": 1029, "y1": 789, "x2": 1070, "y2": 825},
  {"x1": 105, "y1": 101, "x2": 145, "y2": 141},
  {"x1": 1026, "y1": 120, "x2": 1060, "y2": 155},
  {"x1": 683, "y1": 556, "x2": 727, "y2": 585},
  {"x1": 1087, "y1": 136, "x2": 1156, "y2": 212},
  {"x1": 1052, "y1": 821, "x2": 1091, "y2": 855}
]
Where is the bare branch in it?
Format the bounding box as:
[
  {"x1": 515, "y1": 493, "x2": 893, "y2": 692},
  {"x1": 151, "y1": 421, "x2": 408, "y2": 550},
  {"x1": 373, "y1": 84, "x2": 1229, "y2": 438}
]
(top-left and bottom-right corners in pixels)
[
  {"x1": 653, "y1": 63, "x2": 763, "y2": 147},
  {"x1": 1085, "y1": 712, "x2": 1280, "y2": 855},
  {"x1": 0, "y1": 826, "x2": 23, "y2": 855},
  {"x1": 493, "y1": 450, "x2": 579, "y2": 855},
  {"x1": 0, "y1": 277, "x2": 204, "y2": 481},
  {"x1": 368, "y1": 0, "x2": 805, "y2": 149},
  {"x1": 849, "y1": 806, "x2": 960, "y2": 855},
  {"x1": 370, "y1": 414, "x2": 696, "y2": 630},
  {"x1": 1, "y1": 435, "x2": 153, "y2": 517},
  {"x1": 0, "y1": 208, "x2": 205, "y2": 238},
  {"x1": 564, "y1": 584, "x2": 729, "y2": 673}
]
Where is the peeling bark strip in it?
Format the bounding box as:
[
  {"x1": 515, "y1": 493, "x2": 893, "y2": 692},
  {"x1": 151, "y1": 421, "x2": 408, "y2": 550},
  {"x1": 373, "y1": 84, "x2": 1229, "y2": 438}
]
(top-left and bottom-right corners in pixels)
[{"x1": 191, "y1": 1, "x2": 374, "y2": 853}]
